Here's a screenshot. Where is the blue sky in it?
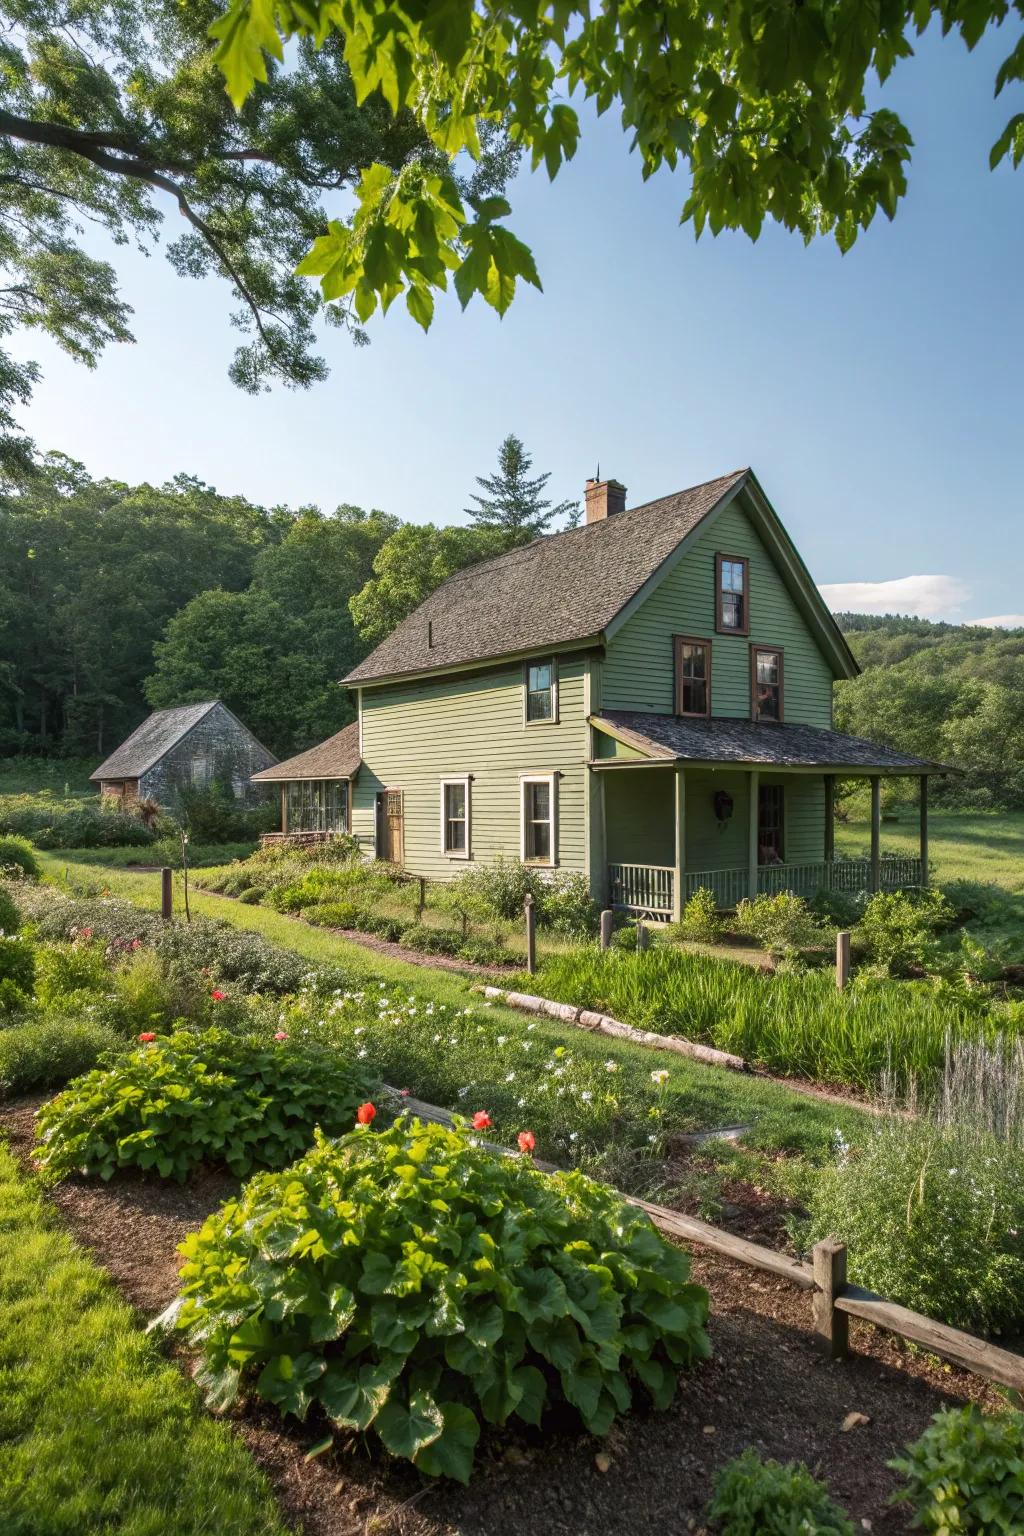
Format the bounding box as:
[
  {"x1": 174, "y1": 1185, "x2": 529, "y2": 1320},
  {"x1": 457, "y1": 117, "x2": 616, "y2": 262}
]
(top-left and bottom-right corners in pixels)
[{"x1": 11, "y1": 24, "x2": 1024, "y2": 623}]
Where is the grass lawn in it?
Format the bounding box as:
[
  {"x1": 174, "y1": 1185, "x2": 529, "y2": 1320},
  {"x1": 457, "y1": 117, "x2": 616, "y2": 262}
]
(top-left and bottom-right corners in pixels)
[
  {"x1": 836, "y1": 809, "x2": 1024, "y2": 892},
  {"x1": 48, "y1": 841, "x2": 259, "y2": 870},
  {"x1": 0, "y1": 1138, "x2": 288, "y2": 1536},
  {"x1": 0, "y1": 755, "x2": 94, "y2": 795},
  {"x1": 36, "y1": 852, "x2": 875, "y2": 1158}
]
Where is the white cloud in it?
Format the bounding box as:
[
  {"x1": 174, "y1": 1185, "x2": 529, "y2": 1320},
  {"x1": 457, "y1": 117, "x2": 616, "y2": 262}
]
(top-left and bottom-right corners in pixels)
[
  {"x1": 967, "y1": 615, "x2": 1024, "y2": 629},
  {"x1": 817, "y1": 574, "x2": 970, "y2": 620}
]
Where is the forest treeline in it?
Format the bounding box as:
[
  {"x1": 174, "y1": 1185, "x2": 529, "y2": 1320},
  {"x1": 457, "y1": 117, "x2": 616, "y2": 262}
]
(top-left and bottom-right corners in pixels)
[{"x1": 1, "y1": 458, "x2": 1020, "y2": 807}]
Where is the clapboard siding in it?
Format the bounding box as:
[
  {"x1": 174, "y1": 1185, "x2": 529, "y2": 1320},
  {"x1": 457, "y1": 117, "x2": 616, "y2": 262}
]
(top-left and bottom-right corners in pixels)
[
  {"x1": 353, "y1": 657, "x2": 589, "y2": 878},
  {"x1": 602, "y1": 502, "x2": 834, "y2": 726}
]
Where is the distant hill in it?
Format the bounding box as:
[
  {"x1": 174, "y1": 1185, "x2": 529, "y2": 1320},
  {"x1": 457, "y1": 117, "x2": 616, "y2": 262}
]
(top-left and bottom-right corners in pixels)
[{"x1": 833, "y1": 614, "x2": 1024, "y2": 808}]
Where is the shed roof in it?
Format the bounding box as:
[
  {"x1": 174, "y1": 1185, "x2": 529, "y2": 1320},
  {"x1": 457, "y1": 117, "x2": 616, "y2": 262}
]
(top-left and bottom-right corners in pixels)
[
  {"x1": 250, "y1": 722, "x2": 361, "y2": 783},
  {"x1": 344, "y1": 469, "x2": 752, "y2": 686},
  {"x1": 91, "y1": 701, "x2": 221, "y2": 782},
  {"x1": 592, "y1": 711, "x2": 945, "y2": 774}
]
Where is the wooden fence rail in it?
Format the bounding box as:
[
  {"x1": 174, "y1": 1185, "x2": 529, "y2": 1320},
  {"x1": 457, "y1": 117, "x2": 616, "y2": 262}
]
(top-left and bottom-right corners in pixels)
[{"x1": 397, "y1": 1091, "x2": 1024, "y2": 1396}]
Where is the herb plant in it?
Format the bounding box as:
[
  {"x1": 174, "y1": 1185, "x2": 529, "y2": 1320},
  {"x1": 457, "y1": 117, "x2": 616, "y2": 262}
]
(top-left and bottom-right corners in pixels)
[
  {"x1": 35, "y1": 1028, "x2": 377, "y2": 1183},
  {"x1": 174, "y1": 1118, "x2": 711, "y2": 1482},
  {"x1": 707, "y1": 1448, "x2": 856, "y2": 1535},
  {"x1": 890, "y1": 1405, "x2": 1024, "y2": 1533}
]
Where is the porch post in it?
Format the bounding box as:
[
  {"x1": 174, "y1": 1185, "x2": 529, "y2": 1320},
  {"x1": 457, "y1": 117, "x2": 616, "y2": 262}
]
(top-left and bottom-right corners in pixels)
[
  {"x1": 870, "y1": 776, "x2": 881, "y2": 893},
  {"x1": 672, "y1": 764, "x2": 686, "y2": 922},
  {"x1": 281, "y1": 785, "x2": 288, "y2": 834},
  {"x1": 919, "y1": 774, "x2": 929, "y2": 886},
  {"x1": 823, "y1": 774, "x2": 835, "y2": 881},
  {"x1": 589, "y1": 768, "x2": 608, "y2": 908},
  {"x1": 748, "y1": 769, "x2": 760, "y2": 900}
]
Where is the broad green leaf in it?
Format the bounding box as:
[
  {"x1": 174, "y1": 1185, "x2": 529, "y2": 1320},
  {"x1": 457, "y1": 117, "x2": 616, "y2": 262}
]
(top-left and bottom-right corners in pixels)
[
  {"x1": 414, "y1": 1401, "x2": 480, "y2": 1484},
  {"x1": 375, "y1": 1389, "x2": 445, "y2": 1460}
]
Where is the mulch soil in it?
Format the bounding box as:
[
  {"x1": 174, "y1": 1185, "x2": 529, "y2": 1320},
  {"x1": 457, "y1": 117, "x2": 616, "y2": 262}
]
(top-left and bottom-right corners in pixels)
[{"x1": 1, "y1": 1094, "x2": 1007, "y2": 1536}]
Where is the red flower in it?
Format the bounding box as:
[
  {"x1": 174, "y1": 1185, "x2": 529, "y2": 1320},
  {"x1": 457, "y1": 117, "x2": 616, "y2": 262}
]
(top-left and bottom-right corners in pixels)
[
  {"x1": 274, "y1": 1031, "x2": 288, "y2": 1041},
  {"x1": 517, "y1": 1130, "x2": 536, "y2": 1154},
  {"x1": 398, "y1": 1088, "x2": 411, "y2": 1097},
  {"x1": 210, "y1": 989, "x2": 226, "y2": 1002},
  {"x1": 80, "y1": 927, "x2": 93, "y2": 940},
  {"x1": 130, "y1": 938, "x2": 143, "y2": 951},
  {"x1": 138, "y1": 1032, "x2": 156, "y2": 1043},
  {"x1": 472, "y1": 1111, "x2": 492, "y2": 1131},
  {"x1": 356, "y1": 1102, "x2": 376, "y2": 1125}
]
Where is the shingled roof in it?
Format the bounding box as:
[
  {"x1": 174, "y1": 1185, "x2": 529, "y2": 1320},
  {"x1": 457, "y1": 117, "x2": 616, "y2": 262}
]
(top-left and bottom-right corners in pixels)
[
  {"x1": 344, "y1": 469, "x2": 749, "y2": 685},
  {"x1": 251, "y1": 722, "x2": 361, "y2": 783},
  {"x1": 91, "y1": 701, "x2": 220, "y2": 782},
  {"x1": 592, "y1": 711, "x2": 945, "y2": 774}
]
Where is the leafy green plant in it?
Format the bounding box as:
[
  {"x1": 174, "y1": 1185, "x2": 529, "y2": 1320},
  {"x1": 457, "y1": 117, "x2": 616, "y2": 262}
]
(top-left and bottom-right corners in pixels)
[
  {"x1": 34, "y1": 940, "x2": 110, "y2": 1012},
  {"x1": 890, "y1": 1406, "x2": 1024, "y2": 1533},
  {"x1": 808, "y1": 1115, "x2": 1024, "y2": 1334},
  {"x1": 734, "y1": 891, "x2": 824, "y2": 955},
  {"x1": 0, "y1": 886, "x2": 20, "y2": 935},
  {"x1": 173, "y1": 1118, "x2": 711, "y2": 1482},
  {"x1": 856, "y1": 887, "x2": 955, "y2": 975},
  {"x1": 676, "y1": 887, "x2": 723, "y2": 943},
  {"x1": 538, "y1": 872, "x2": 598, "y2": 937},
  {"x1": 707, "y1": 1448, "x2": 855, "y2": 1534},
  {"x1": 0, "y1": 834, "x2": 40, "y2": 878},
  {"x1": 303, "y1": 900, "x2": 362, "y2": 928},
  {"x1": 0, "y1": 934, "x2": 35, "y2": 1004},
  {"x1": 398, "y1": 924, "x2": 463, "y2": 957},
  {"x1": 0, "y1": 1018, "x2": 122, "y2": 1096},
  {"x1": 35, "y1": 1028, "x2": 377, "y2": 1183}
]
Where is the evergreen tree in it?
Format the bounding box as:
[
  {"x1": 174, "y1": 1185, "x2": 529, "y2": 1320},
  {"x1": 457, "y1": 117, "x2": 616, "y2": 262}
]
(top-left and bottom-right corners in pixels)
[{"x1": 465, "y1": 434, "x2": 577, "y2": 537}]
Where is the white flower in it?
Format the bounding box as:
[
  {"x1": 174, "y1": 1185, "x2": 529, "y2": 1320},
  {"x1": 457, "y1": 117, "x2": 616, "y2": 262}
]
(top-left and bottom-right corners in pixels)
[
  {"x1": 526, "y1": 1021, "x2": 537, "y2": 1030},
  {"x1": 457, "y1": 1086, "x2": 471, "y2": 1099},
  {"x1": 433, "y1": 1033, "x2": 442, "y2": 1043},
  {"x1": 580, "y1": 1091, "x2": 592, "y2": 1102},
  {"x1": 517, "y1": 1097, "x2": 527, "y2": 1108},
  {"x1": 353, "y1": 1026, "x2": 365, "y2": 1036},
  {"x1": 496, "y1": 1035, "x2": 508, "y2": 1046},
  {"x1": 505, "y1": 1072, "x2": 516, "y2": 1083},
  {"x1": 569, "y1": 1131, "x2": 578, "y2": 1142},
  {"x1": 604, "y1": 1060, "x2": 618, "y2": 1073},
  {"x1": 650, "y1": 1069, "x2": 669, "y2": 1085},
  {"x1": 357, "y1": 1048, "x2": 368, "y2": 1059},
  {"x1": 648, "y1": 1133, "x2": 658, "y2": 1143}
]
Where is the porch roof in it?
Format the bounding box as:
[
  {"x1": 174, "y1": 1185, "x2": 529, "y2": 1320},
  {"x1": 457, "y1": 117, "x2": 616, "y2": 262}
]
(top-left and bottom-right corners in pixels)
[
  {"x1": 590, "y1": 711, "x2": 947, "y2": 775},
  {"x1": 250, "y1": 721, "x2": 360, "y2": 783}
]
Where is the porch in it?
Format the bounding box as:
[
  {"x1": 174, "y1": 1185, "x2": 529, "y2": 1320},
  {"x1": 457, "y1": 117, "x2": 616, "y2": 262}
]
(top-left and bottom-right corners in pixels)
[{"x1": 589, "y1": 709, "x2": 943, "y2": 921}]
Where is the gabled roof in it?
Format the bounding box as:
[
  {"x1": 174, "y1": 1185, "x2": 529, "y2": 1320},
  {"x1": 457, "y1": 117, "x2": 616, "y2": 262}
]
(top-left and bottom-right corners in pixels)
[
  {"x1": 592, "y1": 711, "x2": 945, "y2": 774},
  {"x1": 344, "y1": 469, "x2": 751, "y2": 686},
  {"x1": 251, "y1": 722, "x2": 361, "y2": 783},
  {"x1": 91, "y1": 701, "x2": 221, "y2": 782}
]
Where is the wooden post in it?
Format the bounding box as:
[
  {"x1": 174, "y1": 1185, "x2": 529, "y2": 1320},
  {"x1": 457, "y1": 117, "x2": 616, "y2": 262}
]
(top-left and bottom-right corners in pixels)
[
  {"x1": 599, "y1": 909, "x2": 613, "y2": 951},
  {"x1": 919, "y1": 775, "x2": 929, "y2": 886},
  {"x1": 671, "y1": 764, "x2": 686, "y2": 923},
  {"x1": 524, "y1": 894, "x2": 536, "y2": 975},
  {"x1": 636, "y1": 921, "x2": 649, "y2": 952},
  {"x1": 870, "y1": 776, "x2": 881, "y2": 893},
  {"x1": 823, "y1": 773, "x2": 835, "y2": 879},
  {"x1": 812, "y1": 1237, "x2": 849, "y2": 1360},
  {"x1": 836, "y1": 930, "x2": 851, "y2": 991},
  {"x1": 160, "y1": 867, "x2": 173, "y2": 922},
  {"x1": 748, "y1": 769, "x2": 760, "y2": 900},
  {"x1": 280, "y1": 785, "x2": 288, "y2": 835},
  {"x1": 417, "y1": 876, "x2": 426, "y2": 919}
]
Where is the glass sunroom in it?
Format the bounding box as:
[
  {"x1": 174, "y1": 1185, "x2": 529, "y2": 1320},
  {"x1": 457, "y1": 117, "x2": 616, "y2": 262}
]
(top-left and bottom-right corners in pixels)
[{"x1": 249, "y1": 721, "x2": 361, "y2": 846}]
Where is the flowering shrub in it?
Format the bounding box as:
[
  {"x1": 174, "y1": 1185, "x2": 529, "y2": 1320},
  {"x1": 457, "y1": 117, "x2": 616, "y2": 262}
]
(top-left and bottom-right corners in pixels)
[
  {"x1": 174, "y1": 1119, "x2": 710, "y2": 1482},
  {"x1": 808, "y1": 1115, "x2": 1024, "y2": 1333},
  {"x1": 35, "y1": 1027, "x2": 378, "y2": 1183},
  {"x1": 707, "y1": 1448, "x2": 855, "y2": 1535},
  {"x1": 889, "y1": 1406, "x2": 1024, "y2": 1533}
]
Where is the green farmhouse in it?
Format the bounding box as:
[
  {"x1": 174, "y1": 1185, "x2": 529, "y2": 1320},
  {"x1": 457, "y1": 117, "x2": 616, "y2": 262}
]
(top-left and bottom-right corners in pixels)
[{"x1": 262, "y1": 469, "x2": 942, "y2": 918}]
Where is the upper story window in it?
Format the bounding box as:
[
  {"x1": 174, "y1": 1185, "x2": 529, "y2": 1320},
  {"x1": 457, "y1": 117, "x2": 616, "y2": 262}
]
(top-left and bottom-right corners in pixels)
[
  {"x1": 673, "y1": 636, "x2": 711, "y2": 717},
  {"x1": 751, "y1": 646, "x2": 784, "y2": 722},
  {"x1": 521, "y1": 774, "x2": 556, "y2": 864},
  {"x1": 525, "y1": 658, "x2": 558, "y2": 723},
  {"x1": 715, "y1": 553, "x2": 749, "y2": 634},
  {"x1": 441, "y1": 777, "x2": 470, "y2": 858}
]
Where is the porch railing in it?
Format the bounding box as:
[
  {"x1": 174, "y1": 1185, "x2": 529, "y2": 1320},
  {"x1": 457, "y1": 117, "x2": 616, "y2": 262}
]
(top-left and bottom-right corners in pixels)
[
  {"x1": 608, "y1": 862, "x2": 674, "y2": 920},
  {"x1": 610, "y1": 856, "x2": 924, "y2": 918}
]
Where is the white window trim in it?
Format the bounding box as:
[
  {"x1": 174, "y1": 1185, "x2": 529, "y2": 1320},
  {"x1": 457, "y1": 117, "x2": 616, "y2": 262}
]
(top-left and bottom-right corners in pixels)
[
  {"x1": 520, "y1": 772, "x2": 557, "y2": 866},
  {"x1": 523, "y1": 656, "x2": 559, "y2": 726},
  {"x1": 440, "y1": 775, "x2": 471, "y2": 859}
]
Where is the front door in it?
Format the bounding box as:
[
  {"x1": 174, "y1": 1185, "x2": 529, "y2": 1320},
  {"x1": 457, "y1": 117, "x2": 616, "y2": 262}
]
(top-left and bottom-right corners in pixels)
[{"x1": 379, "y1": 788, "x2": 404, "y2": 866}]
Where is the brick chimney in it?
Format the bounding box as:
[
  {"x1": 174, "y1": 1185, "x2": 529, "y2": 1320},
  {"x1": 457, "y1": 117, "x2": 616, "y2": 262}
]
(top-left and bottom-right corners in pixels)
[{"x1": 584, "y1": 477, "x2": 627, "y2": 524}]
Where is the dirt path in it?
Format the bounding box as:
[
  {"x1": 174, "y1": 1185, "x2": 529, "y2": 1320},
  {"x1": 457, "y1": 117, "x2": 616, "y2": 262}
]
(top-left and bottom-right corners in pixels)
[{"x1": 2, "y1": 1095, "x2": 1001, "y2": 1536}]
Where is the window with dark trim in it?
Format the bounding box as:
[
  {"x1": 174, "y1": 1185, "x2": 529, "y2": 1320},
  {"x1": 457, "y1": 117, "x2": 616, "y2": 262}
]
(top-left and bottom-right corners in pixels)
[
  {"x1": 715, "y1": 552, "x2": 749, "y2": 634},
  {"x1": 751, "y1": 645, "x2": 784, "y2": 722},
  {"x1": 758, "y1": 784, "x2": 785, "y2": 864},
  {"x1": 673, "y1": 636, "x2": 711, "y2": 717},
  {"x1": 525, "y1": 658, "x2": 557, "y2": 723}
]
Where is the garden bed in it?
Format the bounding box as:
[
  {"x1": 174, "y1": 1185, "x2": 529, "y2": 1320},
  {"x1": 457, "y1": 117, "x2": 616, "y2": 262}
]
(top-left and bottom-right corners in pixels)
[{"x1": 0, "y1": 1094, "x2": 1002, "y2": 1536}]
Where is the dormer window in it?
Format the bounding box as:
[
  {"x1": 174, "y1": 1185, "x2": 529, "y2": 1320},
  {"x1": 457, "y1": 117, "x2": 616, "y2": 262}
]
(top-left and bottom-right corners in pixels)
[
  {"x1": 715, "y1": 553, "x2": 749, "y2": 634},
  {"x1": 525, "y1": 658, "x2": 557, "y2": 723}
]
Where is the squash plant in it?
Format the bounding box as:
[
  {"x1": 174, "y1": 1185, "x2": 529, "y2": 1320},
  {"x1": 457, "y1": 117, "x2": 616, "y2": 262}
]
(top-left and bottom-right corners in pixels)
[
  {"x1": 173, "y1": 1118, "x2": 711, "y2": 1482},
  {"x1": 35, "y1": 1028, "x2": 377, "y2": 1182}
]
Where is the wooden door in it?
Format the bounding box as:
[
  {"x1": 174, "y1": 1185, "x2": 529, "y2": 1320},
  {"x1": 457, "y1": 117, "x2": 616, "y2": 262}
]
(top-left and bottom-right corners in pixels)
[{"x1": 380, "y1": 788, "x2": 404, "y2": 866}]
